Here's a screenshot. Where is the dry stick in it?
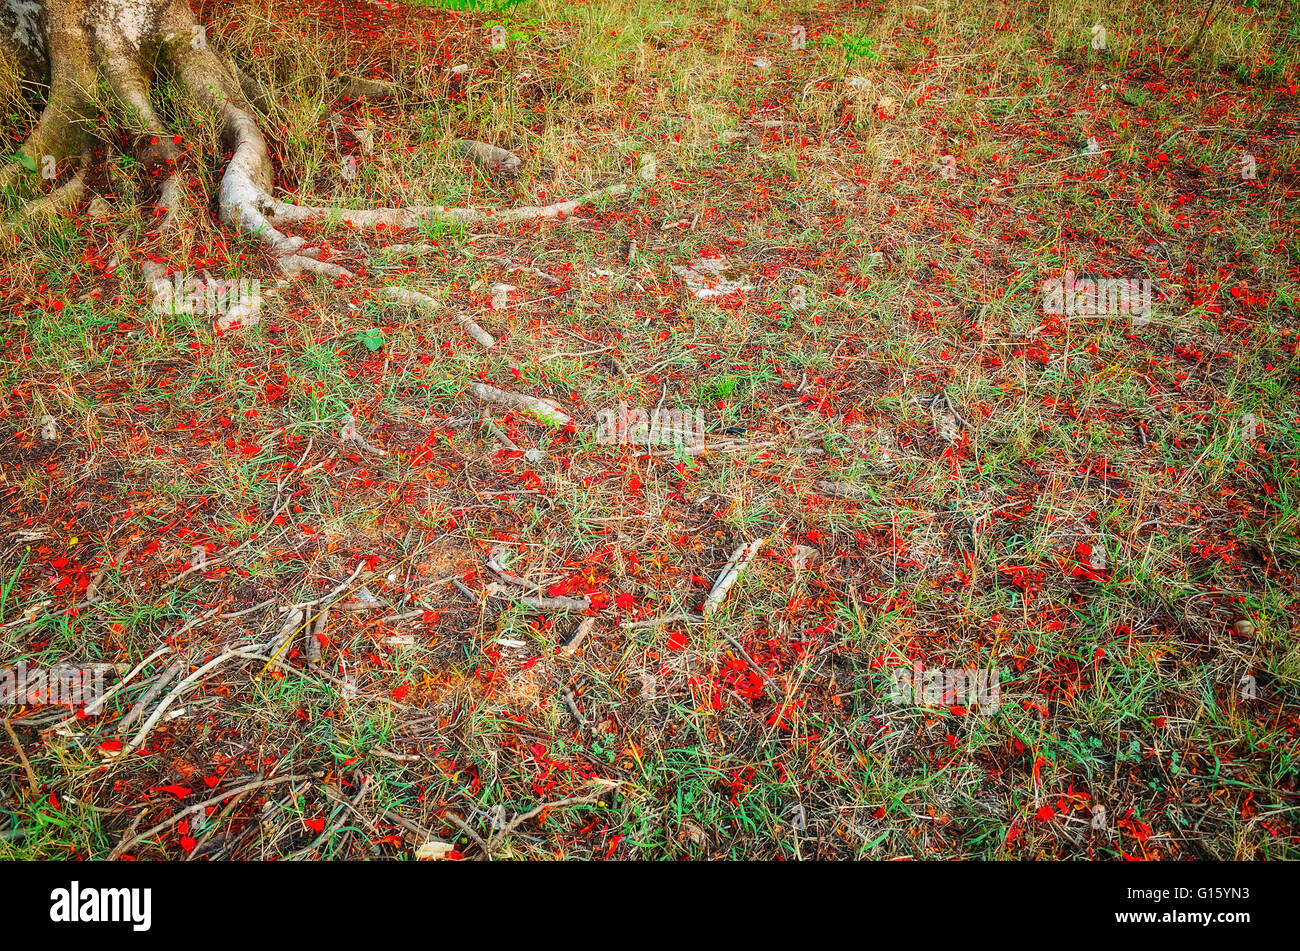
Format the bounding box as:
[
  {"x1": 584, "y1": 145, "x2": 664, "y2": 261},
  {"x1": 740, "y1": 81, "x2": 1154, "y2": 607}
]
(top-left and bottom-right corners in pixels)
[
  {"x1": 483, "y1": 583, "x2": 590, "y2": 613},
  {"x1": 117, "y1": 659, "x2": 185, "y2": 732},
  {"x1": 702, "y1": 537, "x2": 767, "y2": 617},
  {"x1": 109, "y1": 772, "x2": 324, "y2": 859},
  {"x1": 2, "y1": 719, "x2": 40, "y2": 797},
  {"x1": 480, "y1": 410, "x2": 519, "y2": 451},
  {"x1": 441, "y1": 810, "x2": 491, "y2": 857},
  {"x1": 339, "y1": 75, "x2": 404, "y2": 99},
  {"x1": 384, "y1": 807, "x2": 490, "y2": 859},
  {"x1": 719, "y1": 631, "x2": 778, "y2": 694},
  {"x1": 623, "y1": 611, "x2": 703, "y2": 630},
  {"x1": 563, "y1": 617, "x2": 596, "y2": 655},
  {"x1": 370, "y1": 747, "x2": 420, "y2": 762},
  {"x1": 84, "y1": 539, "x2": 134, "y2": 603},
  {"x1": 702, "y1": 531, "x2": 783, "y2": 693},
  {"x1": 381, "y1": 807, "x2": 437, "y2": 840},
  {"x1": 122, "y1": 645, "x2": 269, "y2": 753},
  {"x1": 484, "y1": 549, "x2": 591, "y2": 612},
  {"x1": 289, "y1": 774, "x2": 370, "y2": 859},
  {"x1": 276, "y1": 561, "x2": 370, "y2": 615},
  {"x1": 262, "y1": 560, "x2": 370, "y2": 675},
  {"x1": 42, "y1": 645, "x2": 173, "y2": 732},
  {"x1": 253, "y1": 790, "x2": 300, "y2": 857},
  {"x1": 943, "y1": 392, "x2": 976, "y2": 432},
  {"x1": 221, "y1": 598, "x2": 279, "y2": 620},
  {"x1": 162, "y1": 498, "x2": 292, "y2": 588},
  {"x1": 562, "y1": 688, "x2": 586, "y2": 726},
  {"x1": 173, "y1": 605, "x2": 223, "y2": 640},
  {"x1": 322, "y1": 779, "x2": 381, "y2": 835},
  {"x1": 259, "y1": 606, "x2": 307, "y2": 677},
  {"x1": 484, "y1": 547, "x2": 531, "y2": 587},
  {"x1": 487, "y1": 791, "x2": 610, "y2": 852},
  {"x1": 184, "y1": 789, "x2": 249, "y2": 861},
  {"x1": 306, "y1": 602, "x2": 329, "y2": 667}
]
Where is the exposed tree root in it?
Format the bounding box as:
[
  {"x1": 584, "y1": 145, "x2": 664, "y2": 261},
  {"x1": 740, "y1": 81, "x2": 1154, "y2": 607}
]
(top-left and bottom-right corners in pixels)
[
  {"x1": 382, "y1": 286, "x2": 496, "y2": 349},
  {"x1": 702, "y1": 536, "x2": 768, "y2": 618},
  {"x1": 470, "y1": 382, "x2": 572, "y2": 428},
  {"x1": 457, "y1": 139, "x2": 523, "y2": 178},
  {"x1": 262, "y1": 182, "x2": 627, "y2": 237},
  {"x1": 278, "y1": 253, "x2": 352, "y2": 280},
  {"x1": 162, "y1": 31, "x2": 627, "y2": 280},
  {"x1": 3, "y1": 0, "x2": 630, "y2": 489},
  {"x1": 0, "y1": 0, "x2": 98, "y2": 195},
  {"x1": 338, "y1": 74, "x2": 403, "y2": 100},
  {"x1": 5, "y1": 0, "x2": 628, "y2": 287},
  {"x1": 152, "y1": 170, "x2": 187, "y2": 234},
  {"x1": 0, "y1": 148, "x2": 89, "y2": 240}
]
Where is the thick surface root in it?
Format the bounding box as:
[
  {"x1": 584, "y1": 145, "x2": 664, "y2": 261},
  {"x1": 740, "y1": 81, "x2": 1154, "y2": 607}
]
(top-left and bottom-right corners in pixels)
[
  {"x1": 0, "y1": 148, "x2": 89, "y2": 240},
  {"x1": 263, "y1": 182, "x2": 628, "y2": 236}
]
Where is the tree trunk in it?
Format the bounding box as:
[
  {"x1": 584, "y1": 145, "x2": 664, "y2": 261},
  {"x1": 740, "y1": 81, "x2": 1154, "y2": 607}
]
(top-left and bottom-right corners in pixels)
[
  {"x1": 1, "y1": 0, "x2": 50, "y2": 78},
  {"x1": 2, "y1": 0, "x2": 271, "y2": 237}
]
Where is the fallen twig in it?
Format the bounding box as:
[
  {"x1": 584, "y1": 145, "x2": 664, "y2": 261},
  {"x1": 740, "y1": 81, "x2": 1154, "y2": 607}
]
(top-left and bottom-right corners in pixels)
[
  {"x1": 117, "y1": 659, "x2": 185, "y2": 732},
  {"x1": 2, "y1": 719, "x2": 41, "y2": 797},
  {"x1": 122, "y1": 644, "x2": 270, "y2": 753},
  {"x1": 486, "y1": 788, "x2": 613, "y2": 852},
  {"x1": 484, "y1": 582, "x2": 591, "y2": 613},
  {"x1": 563, "y1": 617, "x2": 596, "y2": 654},
  {"x1": 623, "y1": 611, "x2": 704, "y2": 629},
  {"x1": 109, "y1": 771, "x2": 323, "y2": 859}
]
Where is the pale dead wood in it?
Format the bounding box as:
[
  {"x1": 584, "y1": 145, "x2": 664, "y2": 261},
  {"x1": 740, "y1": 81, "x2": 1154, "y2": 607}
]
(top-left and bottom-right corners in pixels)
[{"x1": 109, "y1": 771, "x2": 325, "y2": 859}]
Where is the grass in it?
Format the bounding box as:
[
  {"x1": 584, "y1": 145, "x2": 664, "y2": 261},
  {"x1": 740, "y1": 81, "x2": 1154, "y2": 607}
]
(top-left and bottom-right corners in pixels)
[{"x1": 0, "y1": 0, "x2": 1298, "y2": 860}]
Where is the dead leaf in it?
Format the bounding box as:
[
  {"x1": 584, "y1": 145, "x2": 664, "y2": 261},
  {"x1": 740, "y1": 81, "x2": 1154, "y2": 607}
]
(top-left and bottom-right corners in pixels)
[{"x1": 415, "y1": 839, "x2": 455, "y2": 860}]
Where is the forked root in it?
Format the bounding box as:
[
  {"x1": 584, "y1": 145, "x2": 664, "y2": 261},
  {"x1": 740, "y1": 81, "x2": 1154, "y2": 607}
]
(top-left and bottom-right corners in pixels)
[
  {"x1": 5, "y1": 0, "x2": 629, "y2": 321},
  {"x1": 171, "y1": 40, "x2": 627, "y2": 278}
]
